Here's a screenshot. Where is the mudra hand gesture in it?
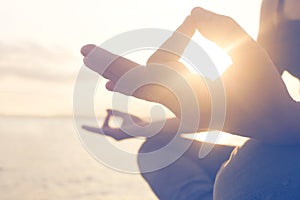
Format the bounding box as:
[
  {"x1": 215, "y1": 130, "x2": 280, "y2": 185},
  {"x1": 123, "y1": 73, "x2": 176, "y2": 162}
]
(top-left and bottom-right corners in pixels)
[{"x1": 81, "y1": 7, "x2": 299, "y2": 144}]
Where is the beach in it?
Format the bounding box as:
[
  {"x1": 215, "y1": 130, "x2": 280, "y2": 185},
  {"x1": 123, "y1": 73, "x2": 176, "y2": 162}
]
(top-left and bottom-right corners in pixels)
[{"x1": 0, "y1": 116, "x2": 156, "y2": 200}]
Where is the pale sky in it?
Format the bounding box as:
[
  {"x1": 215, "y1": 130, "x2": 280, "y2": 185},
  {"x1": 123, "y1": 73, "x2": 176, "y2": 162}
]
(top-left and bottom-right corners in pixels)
[{"x1": 1, "y1": 0, "x2": 299, "y2": 117}]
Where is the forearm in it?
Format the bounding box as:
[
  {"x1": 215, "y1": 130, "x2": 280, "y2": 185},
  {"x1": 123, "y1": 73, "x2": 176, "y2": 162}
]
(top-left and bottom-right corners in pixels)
[
  {"x1": 284, "y1": 101, "x2": 300, "y2": 139},
  {"x1": 223, "y1": 99, "x2": 300, "y2": 145}
]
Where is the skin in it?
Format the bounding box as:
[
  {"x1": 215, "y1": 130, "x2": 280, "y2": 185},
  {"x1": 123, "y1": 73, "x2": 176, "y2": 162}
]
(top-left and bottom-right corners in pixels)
[
  {"x1": 82, "y1": 109, "x2": 181, "y2": 140},
  {"x1": 81, "y1": 7, "x2": 300, "y2": 145},
  {"x1": 283, "y1": 0, "x2": 300, "y2": 20}
]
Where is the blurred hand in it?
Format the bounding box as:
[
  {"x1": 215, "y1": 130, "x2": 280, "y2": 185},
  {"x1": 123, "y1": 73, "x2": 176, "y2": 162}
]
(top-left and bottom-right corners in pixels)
[{"x1": 82, "y1": 109, "x2": 149, "y2": 141}]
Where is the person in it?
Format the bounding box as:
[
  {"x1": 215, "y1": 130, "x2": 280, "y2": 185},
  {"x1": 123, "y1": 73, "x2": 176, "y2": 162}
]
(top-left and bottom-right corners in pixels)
[{"x1": 81, "y1": 0, "x2": 300, "y2": 199}]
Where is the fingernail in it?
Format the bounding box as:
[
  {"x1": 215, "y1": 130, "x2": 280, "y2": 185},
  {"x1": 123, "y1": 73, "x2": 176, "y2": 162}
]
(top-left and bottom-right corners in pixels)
[{"x1": 81, "y1": 44, "x2": 96, "y2": 56}]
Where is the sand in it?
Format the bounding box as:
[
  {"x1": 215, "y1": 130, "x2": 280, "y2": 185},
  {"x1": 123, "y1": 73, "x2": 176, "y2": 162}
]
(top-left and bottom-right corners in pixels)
[{"x1": 0, "y1": 117, "x2": 156, "y2": 200}]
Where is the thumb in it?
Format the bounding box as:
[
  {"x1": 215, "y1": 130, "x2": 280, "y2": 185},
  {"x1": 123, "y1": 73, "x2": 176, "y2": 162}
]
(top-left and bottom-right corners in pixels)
[{"x1": 191, "y1": 7, "x2": 258, "y2": 59}]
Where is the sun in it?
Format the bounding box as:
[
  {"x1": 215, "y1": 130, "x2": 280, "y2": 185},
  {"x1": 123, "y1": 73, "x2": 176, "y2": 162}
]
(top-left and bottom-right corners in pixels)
[{"x1": 181, "y1": 31, "x2": 232, "y2": 79}]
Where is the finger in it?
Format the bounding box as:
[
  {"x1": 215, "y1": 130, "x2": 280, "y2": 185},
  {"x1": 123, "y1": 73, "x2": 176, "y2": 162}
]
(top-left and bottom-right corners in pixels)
[
  {"x1": 105, "y1": 61, "x2": 190, "y2": 107},
  {"x1": 82, "y1": 125, "x2": 105, "y2": 134},
  {"x1": 106, "y1": 76, "x2": 181, "y2": 118},
  {"x1": 105, "y1": 80, "x2": 159, "y2": 102},
  {"x1": 81, "y1": 44, "x2": 96, "y2": 57},
  {"x1": 105, "y1": 80, "x2": 116, "y2": 91},
  {"x1": 82, "y1": 44, "x2": 141, "y2": 82},
  {"x1": 82, "y1": 125, "x2": 133, "y2": 140},
  {"x1": 191, "y1": 7, "x2": 259, "y2": 60},
  {"x1": 147, "y1": 15, "x2": 196, "y2": 64}
]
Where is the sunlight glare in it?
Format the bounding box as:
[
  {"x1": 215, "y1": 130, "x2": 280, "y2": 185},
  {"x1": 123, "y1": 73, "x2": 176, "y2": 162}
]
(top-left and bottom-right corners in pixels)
[
  {"x1": 282, "y1": 71, "x2": 300, "y2": 102},
  {"x1": 181, "y1": 31, "x2": 232, "y2": 77},
  {"x1": 182, "y1": 131, "x2": 248, "y2": 147}
]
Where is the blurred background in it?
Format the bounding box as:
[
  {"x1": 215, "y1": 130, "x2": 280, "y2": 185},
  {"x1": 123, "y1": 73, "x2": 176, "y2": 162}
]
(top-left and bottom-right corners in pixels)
[{"x1": 1, "y1": 0, "x2": 299, "y2": 199}]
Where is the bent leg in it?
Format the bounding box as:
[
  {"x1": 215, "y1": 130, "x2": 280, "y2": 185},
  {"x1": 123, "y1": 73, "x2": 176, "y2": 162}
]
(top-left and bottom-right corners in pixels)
[
  {"x1": 214, "y1": 139, "x2": 300, "y2": 200},
  {"x1": 138, "y1": 135, "x2": 234, "y2": 200}
]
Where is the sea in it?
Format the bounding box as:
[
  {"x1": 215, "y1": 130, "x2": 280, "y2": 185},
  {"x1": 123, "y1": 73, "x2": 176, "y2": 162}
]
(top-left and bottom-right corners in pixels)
[{"x1": 0, "y1": 116, "x2": 157, "y2": 200}]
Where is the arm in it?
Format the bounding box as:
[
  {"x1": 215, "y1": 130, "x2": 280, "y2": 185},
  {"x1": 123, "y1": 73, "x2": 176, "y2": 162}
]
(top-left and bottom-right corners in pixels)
[
  {"x1": 221, "y1": 98, "x2": 300, "y2": 145},
  {"x1": 283, "y1": 101, "x2": 300, "y2": 142}
]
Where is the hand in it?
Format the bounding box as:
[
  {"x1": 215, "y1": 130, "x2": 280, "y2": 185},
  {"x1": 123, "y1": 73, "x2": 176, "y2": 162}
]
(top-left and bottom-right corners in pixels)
[
  {"x1": 81, "y1": 16, "x2": 212, "y2": 132},
  {"x1": 81, "y1": 8, "x2": 295, "y2": 143},
  {"x1": 82, "y1": 109, "x2": 183, "y2": 141},
  {"x1": 190, "y1": 7, "x2": 294, "y2": 142},
  {"x1": 82, "y1": 109, "x2": 149, "y2": 141}
]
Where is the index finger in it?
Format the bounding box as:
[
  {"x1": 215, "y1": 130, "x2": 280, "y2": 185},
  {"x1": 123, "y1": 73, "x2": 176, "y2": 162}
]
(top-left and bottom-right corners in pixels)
[
  {"x1": 82, "y1": 44, "x2": 141, "y2": 82},
  {"x1": 147, "y1": 15, "x2": 196, "y2": 64},
  {"x1": 191, "y1": 7, "x2": 258, "y2": 60}
]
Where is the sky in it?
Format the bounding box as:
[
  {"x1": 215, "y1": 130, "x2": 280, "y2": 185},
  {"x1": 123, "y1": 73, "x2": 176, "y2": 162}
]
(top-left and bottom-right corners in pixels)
[{"x1": 1, "y1": 0, "x2": 299, "y2": 117}]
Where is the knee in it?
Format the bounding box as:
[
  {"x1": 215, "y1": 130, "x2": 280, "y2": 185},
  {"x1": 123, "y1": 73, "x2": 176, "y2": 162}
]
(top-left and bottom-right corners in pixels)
[
  {"x1": 214, "y1": 139, "x2": 300, "y2": 200},
  {"x1": 138, "y1": 138, "x2": 215, "y2": 200},
  {"x1": 137, "y1": 135, "x2": 177, "y2": 174}
]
